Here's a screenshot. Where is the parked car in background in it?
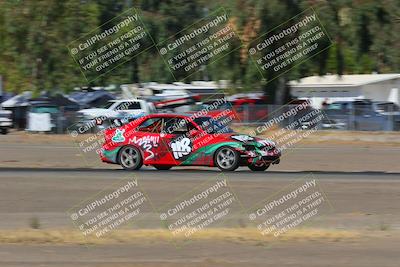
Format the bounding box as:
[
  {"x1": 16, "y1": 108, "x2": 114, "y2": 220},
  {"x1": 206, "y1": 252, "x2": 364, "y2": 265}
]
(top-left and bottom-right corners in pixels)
[
  {"x1": 76, "y1": 99, "x2": 157, "y2": 132},
  {"x1": 78, "y1": 99, "x2": 156, "y2": 119},
  {"x1": 228, "y1": 97, "x2": 268, "y2": 122},
  {"x1": 187, "y1": 101, "x2": 237, "y2": 123},
  {"x1": 373, "y1": 101, "x2": 400, "y2": 115},
  {"x1": 322, "y1": 100, "x2": 400, "y2": 131},
  {"x1": 186, "y1": 95, "x2": 268, "y2": 124},
  {"x1": 372, "y1": 101, "x2": 400, "y2": 130},
  {"x1": 0, "y1": 109, "x2": 12, "y2": 134}
]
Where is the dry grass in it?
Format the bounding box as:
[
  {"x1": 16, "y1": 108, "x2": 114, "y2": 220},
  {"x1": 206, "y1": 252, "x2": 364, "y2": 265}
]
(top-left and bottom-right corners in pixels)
[{"x1": 0, "y1": 228, "x2": 361, "y2": 245}]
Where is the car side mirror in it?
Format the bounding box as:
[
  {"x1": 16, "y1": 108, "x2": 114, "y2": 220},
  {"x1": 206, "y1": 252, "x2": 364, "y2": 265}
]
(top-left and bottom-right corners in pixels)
[
  {"x1": 113, "y1": 119, "x2": 122, "y2": 127},
  {"x1": 95, "y1": 117, "x2": 104, "y2": 125}
]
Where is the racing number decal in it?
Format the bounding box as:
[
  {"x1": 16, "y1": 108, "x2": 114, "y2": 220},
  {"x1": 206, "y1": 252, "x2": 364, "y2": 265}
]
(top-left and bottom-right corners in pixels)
[{"x1": 170, "y1": 137, "x2": 192, "y2": 160}]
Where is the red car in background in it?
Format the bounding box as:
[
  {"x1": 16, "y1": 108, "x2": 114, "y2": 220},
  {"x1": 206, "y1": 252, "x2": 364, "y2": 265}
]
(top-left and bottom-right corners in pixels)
[
  {"x1": 188, "y1": 95, "x2": 269, "y2": 123},
  {"x1": 100, "y1": 113, "x2": 280, "y2": 171},
  {"x1": 229, "y1": 97, "x2": 269, "y2": 122}
]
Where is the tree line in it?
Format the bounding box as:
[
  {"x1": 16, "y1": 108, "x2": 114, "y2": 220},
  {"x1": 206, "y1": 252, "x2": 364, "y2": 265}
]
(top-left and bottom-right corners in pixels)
[{"x1": 0, "y1": 0, "x2": 399, "y2": 103}]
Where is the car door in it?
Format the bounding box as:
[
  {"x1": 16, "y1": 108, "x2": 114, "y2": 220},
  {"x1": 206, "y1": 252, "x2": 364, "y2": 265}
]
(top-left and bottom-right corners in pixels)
[
  {"x1": 354, "y1": 102, "x2": 383, "y2": 130},
  {"x1": 191, "y1": 116, "x2": 234, "y2": 166},
  {"x1": 131, "y1": 116, "x2": 173, "y2": 164},
  {"x1": 361, "y1": 109, "x2": 385, "y2": 130},
  {"x1": 162, "y1": 117, "x2": 207, "y2": 166}
]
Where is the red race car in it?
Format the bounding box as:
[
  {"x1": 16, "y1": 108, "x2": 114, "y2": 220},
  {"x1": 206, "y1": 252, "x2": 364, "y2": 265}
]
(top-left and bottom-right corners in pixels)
[{"x1": 100, "y1": 113, "x2": 281, "y2": 171}]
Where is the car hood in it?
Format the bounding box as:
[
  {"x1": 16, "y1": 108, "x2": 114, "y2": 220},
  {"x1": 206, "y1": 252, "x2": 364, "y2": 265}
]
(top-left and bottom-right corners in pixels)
[
  {"x1": 78, "y1": 108, "x2": 120, "y2": 118},
  {"x1": 219, "y1": 133, "x2": 276, "y2": 148}
]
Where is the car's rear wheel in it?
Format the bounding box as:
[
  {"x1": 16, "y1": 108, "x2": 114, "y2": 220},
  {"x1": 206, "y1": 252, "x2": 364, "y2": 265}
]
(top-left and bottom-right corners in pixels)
[
  {"x1": 153, "y1": 165, "x2": 172, "y2": 170},
  {"x1": 214, "y1": 146, "x2": 240, "y2": 171},
  {"x1": 248, "y1": 162, "x2": 270, "y2": 171},
  {"x1": 118, "y1": 146, "x2": 143, "y2": 170}
]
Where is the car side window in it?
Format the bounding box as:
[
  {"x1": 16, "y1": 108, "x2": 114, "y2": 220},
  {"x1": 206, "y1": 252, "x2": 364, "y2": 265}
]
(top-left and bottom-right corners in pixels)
[
  {"x1": 137, "y1": 117, "x2": 163, "y2": 133},
  {"x1": 195, "y1": 117, "x2": 215, "y2": 133},
  {"x1": 163, "y1": 118, "x2": 189, "y2": 134},
  {"x1": 116, "y1": 101, "x2": 141, "y2": 111},
  {"x1": 343, "y1": 103, "x2": 351, "y2": 115},
  {"x1": 354, "y1": 103, "x2": 372, "y2": 116},
  {"x1": 174, "y1": 119, "x2": 189, "y2": 133}
]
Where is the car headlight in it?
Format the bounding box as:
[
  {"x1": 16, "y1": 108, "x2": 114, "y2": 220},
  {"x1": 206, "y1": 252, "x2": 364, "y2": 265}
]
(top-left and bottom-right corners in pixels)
[{"x1": 258, "y1": 139, "x2": 276, "y2": 148}]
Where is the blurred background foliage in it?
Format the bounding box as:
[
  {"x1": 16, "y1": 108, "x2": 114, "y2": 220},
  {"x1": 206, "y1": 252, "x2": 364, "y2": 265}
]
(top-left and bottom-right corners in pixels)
[{"x1": 0, "y1": 0, "x2": 399, "y2": 102}]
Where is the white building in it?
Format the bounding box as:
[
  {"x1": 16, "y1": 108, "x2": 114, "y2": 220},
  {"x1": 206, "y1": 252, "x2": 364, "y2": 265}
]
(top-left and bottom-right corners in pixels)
[{"x1": 289, "y1": 74, "x2": 400, "y2": 108}]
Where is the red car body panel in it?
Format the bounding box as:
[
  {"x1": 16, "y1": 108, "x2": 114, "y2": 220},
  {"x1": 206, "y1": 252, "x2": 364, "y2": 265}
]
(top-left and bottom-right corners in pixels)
[{"x1": 100, "y1": 114, "x2": 280, "y2": 168}]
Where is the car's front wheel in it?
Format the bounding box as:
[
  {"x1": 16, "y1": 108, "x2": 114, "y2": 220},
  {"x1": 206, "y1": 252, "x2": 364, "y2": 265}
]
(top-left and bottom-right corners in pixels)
[
  {"x1": 214, "y1": 146, "x2": 240, "y2": 171},
  {"x1": 118, "y1": 146, "x2": 143, "y2": 170},
  {"x1": 248, "y1": 162, "x2": 270, "y2": 171}
]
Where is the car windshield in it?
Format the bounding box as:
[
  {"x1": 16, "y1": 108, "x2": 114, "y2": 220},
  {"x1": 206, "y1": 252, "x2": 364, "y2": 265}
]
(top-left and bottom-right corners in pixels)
[
  {"x1": 102, "y1": 102, "x2": 114, "y2": 109},
  {"x1": 116, "y1": 101, "x2": 142, "y2": 110},
  {"x1": 194, "y1": 117, "x2": 233, "y2": 134},
  {"x1": 326, "y1": 103, "x2": 343, "y2": 110}
]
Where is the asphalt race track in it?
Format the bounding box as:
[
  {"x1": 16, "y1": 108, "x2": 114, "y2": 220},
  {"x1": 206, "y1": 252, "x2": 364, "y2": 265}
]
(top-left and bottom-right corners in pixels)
[
  {"x1": 1, "y1": 168, "x2": 399, "y2": 229},
  {"x1": 0, "y1": 134, "x2": 399, "y2": 267},
  {"x1": 0, "y1": 168, "x2": 399, "y2": 267}
]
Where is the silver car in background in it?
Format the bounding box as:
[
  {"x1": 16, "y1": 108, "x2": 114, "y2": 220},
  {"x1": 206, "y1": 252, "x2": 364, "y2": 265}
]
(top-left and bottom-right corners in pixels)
[{"x1": 322, "y1": 100, "x2": 400, "y2": 131}]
